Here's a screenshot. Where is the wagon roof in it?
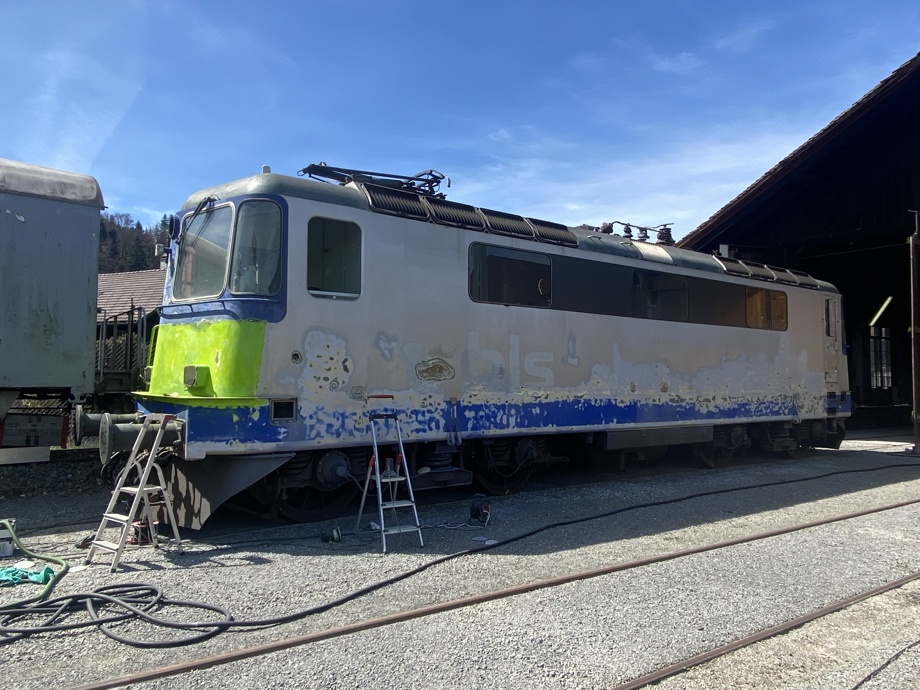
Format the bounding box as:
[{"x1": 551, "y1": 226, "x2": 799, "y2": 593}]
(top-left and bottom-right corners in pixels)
[{"x1": 0, "y1": 158, "x2": 104, "y2": 208}]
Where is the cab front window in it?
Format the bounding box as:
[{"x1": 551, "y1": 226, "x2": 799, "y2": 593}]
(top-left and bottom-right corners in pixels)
[
  {"x1": 174, "y1": 205, "x2": 233, "y2": 299},
  {"x1": 230, "y1": 200, "x2": 283, "y2": 295},
  {"x1": 173, "y1": 199, "x2": 283, "y2": 301}
]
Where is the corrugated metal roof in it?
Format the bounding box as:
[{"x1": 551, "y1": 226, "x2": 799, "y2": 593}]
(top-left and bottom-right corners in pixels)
[
  {"x1": 679, "y1": 51, "x2": 920, "y2": 249},
  {"x1": 97, "y1": 269, "x2": 166, "y2": 320}
]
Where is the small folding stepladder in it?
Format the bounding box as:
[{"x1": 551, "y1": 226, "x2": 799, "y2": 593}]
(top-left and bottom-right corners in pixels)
[
  {"x1": 354, "y1": 395, "x2": 424, "y2": 553},
  {"x1": 85, "y1": 413, "x2": 183, "y2": 571}
]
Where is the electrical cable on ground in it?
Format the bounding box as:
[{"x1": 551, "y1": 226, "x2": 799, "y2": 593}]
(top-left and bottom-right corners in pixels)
[
  {"x1": 65, "y1": 497, "x2": 920, "y2": 690},
  {"x1": 14, "y1": 515, "x2": 101, "y2": 537},
  {"x1": 848, "y1": 637, "x2": 920, "y2": 689},
  {"x1": 2, "y1": 461, "x2": 919, "y2": 652}
]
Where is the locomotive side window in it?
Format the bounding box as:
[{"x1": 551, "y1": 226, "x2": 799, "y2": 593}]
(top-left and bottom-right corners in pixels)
[
  {"x1": 468, "y1": 242, "x2": 790, "y2": 332},
  {"x1": 174, "y1": 204, "x2": 233, "y2": 299},
  {"x1": 550, "y1": 257, "x2": 631, "y2": 317},
  {"x1": 745, "y1": 287, "x2": 788, "y2": 330},
  {"x1": 631, "y1": 270, "x2": 688, "y2": 321},
  {"x1": 230, "y1": 200, "x2": 283, "y2": 296},
  {"x1": 469, "y1": 244, "x2": 551, "y2": 307},
  {"x1": 307, "y1": 217, "x2": 362, "y2": 298},
  {"x1": 688, "y1": 280, "x2": 746, "y2": 327}
]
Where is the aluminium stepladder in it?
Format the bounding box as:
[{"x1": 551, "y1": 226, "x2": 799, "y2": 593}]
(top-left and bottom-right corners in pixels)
[
  {"x1": 354, "y1": 402, "x2": 424, "y2": 553},
  {"x1": 85, "y1": 413, "x2": 183, "y2": 571}
]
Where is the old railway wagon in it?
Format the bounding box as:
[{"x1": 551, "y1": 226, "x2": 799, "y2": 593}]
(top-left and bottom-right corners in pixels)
[
  {"x1": 108, "y1": 164, "x2": 850, "y2": 528},
  {"x1": 0, "y1": 158, "x2": 102, "y2": 454}
]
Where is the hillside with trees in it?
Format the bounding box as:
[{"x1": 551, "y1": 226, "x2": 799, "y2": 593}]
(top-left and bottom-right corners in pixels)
[{"x1": 98, "y1": 212, "x2": 171, "y2": 273}]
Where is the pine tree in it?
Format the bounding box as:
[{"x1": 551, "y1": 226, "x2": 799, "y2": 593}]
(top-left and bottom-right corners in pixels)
[{"x1": 97, "y1": 212, "x2": 171, "y2": 274}]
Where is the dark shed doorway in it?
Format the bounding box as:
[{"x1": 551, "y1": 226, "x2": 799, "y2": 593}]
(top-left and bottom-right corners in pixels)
[{"x1": 679, "y1": 52, "x2": 920, "y2": 428}]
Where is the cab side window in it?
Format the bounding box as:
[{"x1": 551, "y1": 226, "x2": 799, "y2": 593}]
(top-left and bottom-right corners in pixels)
[{"x1": 307, "y1": 217, "x2": 362, "y2": 298}]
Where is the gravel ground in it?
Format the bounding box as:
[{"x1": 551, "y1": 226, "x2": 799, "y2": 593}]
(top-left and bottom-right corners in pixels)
[
  {"x1": 2, "y1": 436, "x2": 920, "y2": 689},
  {"x1": 0, "y1": 449, "x2": 103, "y2": 499}
]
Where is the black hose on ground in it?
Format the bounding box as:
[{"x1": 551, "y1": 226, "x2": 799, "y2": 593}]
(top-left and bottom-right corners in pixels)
[{"x1": 2, "y1": 462, "x2": 919, "y2": 648}]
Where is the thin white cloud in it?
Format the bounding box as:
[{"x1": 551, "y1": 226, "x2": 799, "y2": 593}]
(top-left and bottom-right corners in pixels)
[
  {"x1": 713, "y1": 19, "x2": 775, "y2": 54},
  {"x1": 566, "y1": 50, "x2": 606, "y2": 73},
  {"x1": 484, "y1": 126, "x2": 576, "y2": 156},
  {"x1": 20, "y1": 49, "x2": 144, "y2": 173},
  {"x1": 446, "y1": 124, "x2": 807, "y2": 239},
  {"x1": 166, "y1": 4, "x2": 296, "y2": 70},
  {"x1": 648, "y1": 51, "x2": 703, "y2": 76},
  {"x1": 136, "y1": 208, "x2": 173, "y2": 229}
]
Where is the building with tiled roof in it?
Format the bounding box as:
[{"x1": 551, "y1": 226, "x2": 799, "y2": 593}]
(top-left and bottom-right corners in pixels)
[
  {"x1": 96, "y1": 268, "x2": 167, "y2": 321},
  {"x1": 94, "y1": 268, "x2": 166, "y2": 403}
]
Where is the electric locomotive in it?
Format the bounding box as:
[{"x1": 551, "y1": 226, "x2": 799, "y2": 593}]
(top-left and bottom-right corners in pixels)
[{"x1": 104, "y1": 163, "x2": 850, "y2": 528}]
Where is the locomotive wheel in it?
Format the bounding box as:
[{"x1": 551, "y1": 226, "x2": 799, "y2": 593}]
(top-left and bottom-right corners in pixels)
[
  {"x1": 238, "y1": 474, "x2": 281, "y2": 517},
  {"x1": 474, "y1": 439, "x2": 537, "y2": 495},
  {"x1": 786, "y1": 444, "x2": 813, "y2": 460},
  {"x1": 101, "y1": 452, "x2": 130, "y2": 488},
  {"x1": 277, "y1": 484, "x2": 359, "y2": 523},
  {"x1": 691, "y1": 442, "x2": 735, "y2": 469}
]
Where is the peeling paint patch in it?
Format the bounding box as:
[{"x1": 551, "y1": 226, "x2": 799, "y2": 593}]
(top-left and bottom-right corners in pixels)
[
  {"x1": 376, "y1": 332, "x2": 398, "y2": 361},
  {"x1": 301, "y1": 331, "x2": 352, "y2": 393},
  {"x1": 429, "y1": 344, "x2": 457, "y2": 359},
  {"x1": 141, "y1": 385, "x2": 828, "y2": 462},
  {"x1": 563, "y1": 332, "x2": 579, "y2": 366},
  {"x1": 415, "y1": 358, "x2": 455, "y2": 381}
]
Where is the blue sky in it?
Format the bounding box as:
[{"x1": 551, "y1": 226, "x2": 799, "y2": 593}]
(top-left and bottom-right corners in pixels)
[{"x1": 2, "y1": 1, "x2": 917, "y2": 239}]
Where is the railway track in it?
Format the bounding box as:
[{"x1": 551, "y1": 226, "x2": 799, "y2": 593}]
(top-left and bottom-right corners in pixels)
[
  {"x1": 17, "y1": 455, "x2": 907, "y2": 689},
  {"x1": 62, "y1": 497, "x2": 920, "y2": 690},
  {"x1": 5, "y1": 444, "x2": 920, "y2": 689}
]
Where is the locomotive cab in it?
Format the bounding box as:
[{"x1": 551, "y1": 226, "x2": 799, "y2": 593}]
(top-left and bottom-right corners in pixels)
[{"x1": 149, "y1": 196, "x2": 287, "y2": 402}]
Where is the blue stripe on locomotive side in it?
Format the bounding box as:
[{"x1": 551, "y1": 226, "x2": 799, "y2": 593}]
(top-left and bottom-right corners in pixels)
[
  {"x1": 139, "y1": 394, "x2": 808, "y2": 453},
  {"x1": 827, "y1": 392, "x2": 852, "y2": 416}
]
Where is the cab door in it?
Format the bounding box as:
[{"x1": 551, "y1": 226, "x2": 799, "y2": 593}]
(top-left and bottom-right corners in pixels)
[{"x1": 823, "y1": 297, "x2": 839, "y2": 384}]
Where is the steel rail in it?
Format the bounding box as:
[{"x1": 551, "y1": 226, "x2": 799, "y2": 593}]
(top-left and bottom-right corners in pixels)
[
  {"x1": 68, "y1": 497, "x2": 920, "y2": 690},
  {"x1": 610, "y1": 569, "x2": 920, "y2": 690}
]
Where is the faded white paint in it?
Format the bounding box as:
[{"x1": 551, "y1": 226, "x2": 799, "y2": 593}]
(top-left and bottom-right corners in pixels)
[{"x1": 243, "y1": 193, "x2": 847, "y2": 452}]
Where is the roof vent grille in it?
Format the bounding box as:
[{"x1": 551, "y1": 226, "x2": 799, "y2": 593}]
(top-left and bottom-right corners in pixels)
[
  {"x1": 480, "y1": 208, "x2": 535, "y2": 239},
  {"x1": 528, "y1": 218, "x2": 578, "y2": 247},
  {"x1": 361, "y1": 184, "x2": 429, "y2": 220}
]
